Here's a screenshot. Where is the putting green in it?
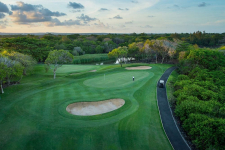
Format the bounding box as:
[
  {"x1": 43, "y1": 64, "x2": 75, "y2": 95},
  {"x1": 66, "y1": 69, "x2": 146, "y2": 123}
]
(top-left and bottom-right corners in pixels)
[{"x1": 83, "y1": 71, "x2": 153, "y2": 88}]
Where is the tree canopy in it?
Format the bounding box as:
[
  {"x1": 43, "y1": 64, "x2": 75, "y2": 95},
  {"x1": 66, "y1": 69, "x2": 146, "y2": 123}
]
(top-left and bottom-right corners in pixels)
[{"x1": 45, "y1": 50, "x2": 73, "y2": 79}]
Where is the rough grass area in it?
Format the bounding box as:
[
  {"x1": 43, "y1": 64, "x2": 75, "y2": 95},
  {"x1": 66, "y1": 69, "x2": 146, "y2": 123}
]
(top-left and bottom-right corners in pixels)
[{"x1": 0, "y1": 63, "x2": 173, "y2": 150}]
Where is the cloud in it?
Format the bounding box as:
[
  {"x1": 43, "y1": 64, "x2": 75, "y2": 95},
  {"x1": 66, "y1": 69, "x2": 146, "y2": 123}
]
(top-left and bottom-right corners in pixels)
[
  {"x1": 125, "y1": 21, "x2": 133, "y2": 24},
  {"x1": 99, "y1": 8, "x2": 109, "y2": 11},
  {"x1": 39, "y1": 8, "x2": 66, "y2": 17},
  {"x1": 76, "y1": 14, "x2": 96, "y2": 22},
  {"x1": 10, "y1": 1, "x2": 41, "y2": 11},
  {"x1": 113, "y1": 15, "x2": 123, "y2": 19},
  {"x1": 9, "y1": 2, "x2": 66, "y2": 24},
  {"x1": 118, "y1": 8, "x2": 129, "y2": 11},
  {"x1": 0, "y1": 13, "x2": 5, "y2": 19},
  {"x1": 68, "y1": 2, "x2": 84, "y2": 9},
  {"x1": 45, "y1": 13, "x2": 97, "y2": 27},
  {"x1": 148, "y1": 15, "x2": 155, "y2": 17},
  {"x1": 0, "y1": 19, "x2": 8, "y2": 29},
  {"x1": 0, "y1": 2, "x2": 10, "y2": 13},
  {"x1": 201, "y1": 19, "x2": 225, "y2": 26},
  {"x1": 0, "y1": 2, "x2": 10, "y2": 19},
  {"x1": 94, "y1": 20, "x2": 110, "y2": 29},
  {"x1": 198, "y1": 2, "x2": 207, "y2": 7},
  {"x1": 140, "y1": 25, "x2": 152, "y2": 28},
  {"x1": 44, "y1": 18, "x2": 82, "y2": 27},
  {"x1": 11, "y1": 11, "x2": 52, "y2": 24},
  {"x1": 131, "y1": 1, "x2": 138, "y2": 3},
  {"x1": 71, "y1": 10, "x2": 83, "y2": 13}
]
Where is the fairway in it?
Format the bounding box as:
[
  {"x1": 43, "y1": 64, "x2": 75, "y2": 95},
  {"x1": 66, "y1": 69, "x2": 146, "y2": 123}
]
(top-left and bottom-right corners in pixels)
[{"x1": 0, "y1": 64, "x2": 173, "y2": 150}]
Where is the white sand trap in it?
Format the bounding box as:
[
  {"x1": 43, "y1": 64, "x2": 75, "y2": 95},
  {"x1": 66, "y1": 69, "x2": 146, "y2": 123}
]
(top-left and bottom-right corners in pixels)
[
  {"x1": 125, "y1": 66, "x2": 152, "y2": 70},
  {"x1": 66, "y1": 99, "x2": 125, "y2": 116},
  {"x1": 89, "y1": 70, "x2": 97, "y2": 72}
]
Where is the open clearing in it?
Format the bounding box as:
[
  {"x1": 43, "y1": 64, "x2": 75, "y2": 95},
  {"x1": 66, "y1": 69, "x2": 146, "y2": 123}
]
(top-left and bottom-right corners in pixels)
[{"x1": 0, "y1": 64, "x2": 173, "y2": 150}]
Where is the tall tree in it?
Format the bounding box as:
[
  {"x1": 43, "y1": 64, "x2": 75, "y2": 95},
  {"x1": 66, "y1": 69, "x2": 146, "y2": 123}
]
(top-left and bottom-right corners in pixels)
[
  {"x1": 45, "y1": 50, "x2": 73, "y2": 79},
  {"x1": 0, "y1": 56, "x2": 24, "y2": 85},
  {"x1": 4, "y1": 51, "x2": 37, "y2": 75},
  {"x1": 108, "y1": 46, "x2": 128, "y2": 67}
]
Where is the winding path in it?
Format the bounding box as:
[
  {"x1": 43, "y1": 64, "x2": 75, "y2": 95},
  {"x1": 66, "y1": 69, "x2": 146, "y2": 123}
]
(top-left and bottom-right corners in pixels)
[{"x1": 157, "y1": 67, "x2": 191, "y2": 150}]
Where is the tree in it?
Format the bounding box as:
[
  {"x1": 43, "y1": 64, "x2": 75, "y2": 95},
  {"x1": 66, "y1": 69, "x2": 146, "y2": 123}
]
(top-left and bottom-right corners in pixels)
[
  {"x1": 72, "y1": 47, "x2": 85, "y2": 56},
  {"x1": 128, "y1": 42, "x2": 139, "y2": 58},
  {"x1": 108, "y1": 46, "x2": 128, "y2": 67},
  {"x1": 4, "y1": 51, "x2": 37, "y2": 75},
  {"x1": 95, "y1": 45, "x2": 104, "y2": 53},
  {"x1": 0, "y1": 56, "x2": 24, "y2": 85},
  {"x1": 150, "y1": 40, "x2": 177, "y2": 64},
  {"x1": 0, "y1": 62, "x2": 7, "y2": 93},
  {"x1": 45, "y1": 50, "x2": 73, "y2": 79},
  {"x1": 175, "y1": 42, "x2": 191, "y2": 59}
]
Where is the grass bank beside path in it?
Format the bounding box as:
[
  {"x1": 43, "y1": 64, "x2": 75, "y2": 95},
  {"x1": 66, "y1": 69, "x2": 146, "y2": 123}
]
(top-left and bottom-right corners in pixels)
[{"x1": 0, "y1": 63, "x2": 173, "y2": 150}]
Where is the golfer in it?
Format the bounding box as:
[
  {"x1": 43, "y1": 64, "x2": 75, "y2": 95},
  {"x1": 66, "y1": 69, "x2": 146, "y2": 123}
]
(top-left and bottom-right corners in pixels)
[{"x1": 133, "y1": 76, "x2": 134, "y2": 81}]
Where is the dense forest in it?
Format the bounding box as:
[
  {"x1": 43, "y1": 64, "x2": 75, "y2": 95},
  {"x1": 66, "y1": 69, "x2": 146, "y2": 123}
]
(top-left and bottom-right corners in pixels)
[
  {"x1": 173, "y1": 48, "x2": 225, "y2": 149},
  {"x1": 0, "y1": 31, "x2": 224, "y2": 62},
  {"x1": 1, "y1": 31, "x2": 225, "y2": 149}
]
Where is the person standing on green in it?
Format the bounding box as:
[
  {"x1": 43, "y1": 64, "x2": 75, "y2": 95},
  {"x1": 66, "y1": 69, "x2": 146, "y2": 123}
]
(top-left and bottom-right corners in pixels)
[{"x1": 133, "y1": 76, "x2": 134, "y2": 81}]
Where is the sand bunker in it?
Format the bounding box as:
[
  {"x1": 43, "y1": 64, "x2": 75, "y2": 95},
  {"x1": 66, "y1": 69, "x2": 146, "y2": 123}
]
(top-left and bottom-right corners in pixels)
[
  {"x1": 89, "y1": 70, "x2": 97, "y2": 72},
  {"x1": 126, "y1": 66, "x2": 152, "y2": 70},
  {"x1": 66, "y1": 99, "x2": 125, "y2": 116}
]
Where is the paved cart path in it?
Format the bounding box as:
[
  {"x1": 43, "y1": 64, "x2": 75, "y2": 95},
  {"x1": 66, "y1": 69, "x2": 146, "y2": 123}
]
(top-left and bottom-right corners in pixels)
[{"x1": 157, "y1": 67, "x2": 191, "y2": 150}]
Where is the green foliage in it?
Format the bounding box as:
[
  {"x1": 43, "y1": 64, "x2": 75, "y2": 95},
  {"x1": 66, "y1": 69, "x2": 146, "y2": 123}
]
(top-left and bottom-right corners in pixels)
[
  {"x1": 1, "y1": 37, "x2": 54, "y2": 62},
  {"x1": 45, "y1": 50, "x2": 73, "y2": 79},
  {"x1": 73, "y1": 54, "x2": 114, "y2": 64},
  {"x1": 108, "y1": 46, "x2": 128, "y2": 67},
  {"x1": 187, "y1": 49, "x2": 225, "y2": 70},
  {"x1": 183, "y1": 114, "x2": 225, "y2": 150},
  {"x1": 173, "y1": 48, "x2": 225, "y2": 149},
  {"x1": 3, "y1": 51, "x2": 37, "y2": 75},
  {"x1": 95, "y1": 45, "x2": 104, "y2": 53}
]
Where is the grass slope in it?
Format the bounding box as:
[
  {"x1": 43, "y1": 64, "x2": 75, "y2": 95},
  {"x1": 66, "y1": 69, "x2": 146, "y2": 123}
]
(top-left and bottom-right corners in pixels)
[{"x1": 0, "y1": 63, "x2": 173, "y2": 150}]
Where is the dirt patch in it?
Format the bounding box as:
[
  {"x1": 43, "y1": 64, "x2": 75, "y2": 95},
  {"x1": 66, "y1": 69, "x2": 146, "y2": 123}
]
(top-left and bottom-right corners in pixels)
[
  {"x1": 125, "y1": 66, "x2": 152, "y2": 70},
  {"x1": 66, "y1": 99, "x2": 125, "y2": 116},
  {"x1": 89, "y1": 70, "x2": 97, "y2": 72}
]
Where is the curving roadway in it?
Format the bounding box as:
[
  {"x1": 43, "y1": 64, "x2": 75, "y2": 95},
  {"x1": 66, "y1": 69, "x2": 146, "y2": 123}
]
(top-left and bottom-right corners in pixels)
[{"x1": 157, "y1": 67, "x2": 191, "y2": 150}]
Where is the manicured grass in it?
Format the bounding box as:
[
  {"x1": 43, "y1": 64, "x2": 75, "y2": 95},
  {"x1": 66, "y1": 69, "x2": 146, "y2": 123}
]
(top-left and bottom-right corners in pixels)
[{"x1": 0, "y1": 63, "x2": 173, "y2": 150}]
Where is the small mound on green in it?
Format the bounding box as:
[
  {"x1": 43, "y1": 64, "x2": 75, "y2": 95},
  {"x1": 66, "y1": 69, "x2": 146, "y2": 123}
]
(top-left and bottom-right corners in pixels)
[{"x1": 83, "y1": 71, "x2": 152, "y2": 88}]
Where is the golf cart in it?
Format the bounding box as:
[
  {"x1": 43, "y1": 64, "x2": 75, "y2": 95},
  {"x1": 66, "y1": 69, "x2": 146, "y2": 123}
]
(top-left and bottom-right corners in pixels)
[{"x1": 159, "y1": 80, "x2": 165, "y2": 88}]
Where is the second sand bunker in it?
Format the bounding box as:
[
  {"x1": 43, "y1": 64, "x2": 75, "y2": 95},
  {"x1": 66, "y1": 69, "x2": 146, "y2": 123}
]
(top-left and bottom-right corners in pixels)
[
  {"x1": 125, "y1": 66, "x2": 152, "y2": 70},
  {"x1": 66, "y1": 99, "x2": 125, "y2": 116}
]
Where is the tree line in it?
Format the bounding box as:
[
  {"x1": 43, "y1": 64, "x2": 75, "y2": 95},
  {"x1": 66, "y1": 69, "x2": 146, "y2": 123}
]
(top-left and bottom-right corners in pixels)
[
  {"x1": 0, "y1": 51, "x2": 36, "y2": 93},
  {"x1": 0, "y1": 31, "x2": 224, "y2": 63},
  {"x1": 173, "y1": 48, "x2": 225, "y2": 149}
]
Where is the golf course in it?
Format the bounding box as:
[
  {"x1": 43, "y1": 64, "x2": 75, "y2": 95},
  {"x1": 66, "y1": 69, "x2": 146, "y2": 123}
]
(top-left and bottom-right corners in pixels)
[{"x1": 0, "y1": 63, "x2": 173, "y2": 150}]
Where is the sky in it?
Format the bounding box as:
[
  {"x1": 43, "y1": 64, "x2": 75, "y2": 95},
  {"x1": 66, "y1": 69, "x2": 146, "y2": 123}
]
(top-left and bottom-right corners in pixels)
[{"x1": 0, "y1": 0, "x2": 225, "y2": 33}]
